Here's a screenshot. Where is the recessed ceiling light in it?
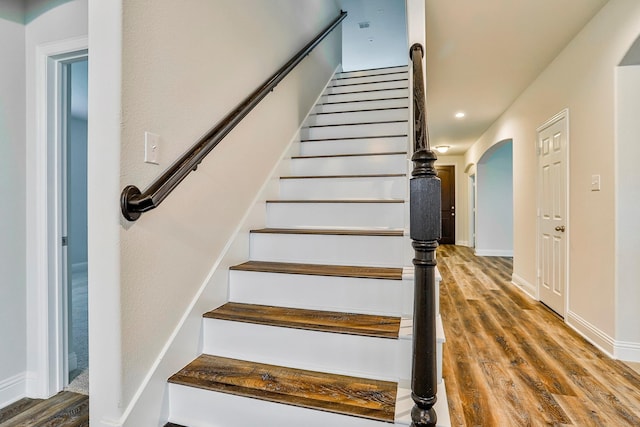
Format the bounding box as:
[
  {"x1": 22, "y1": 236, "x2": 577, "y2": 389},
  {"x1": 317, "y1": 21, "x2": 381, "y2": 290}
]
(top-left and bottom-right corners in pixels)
[
  {"x1": 455, "y1": 111, "x2": 466, "y2": 119},
  {"x1": 435, "y1": 146, "x2": 450, "y2": 154}
]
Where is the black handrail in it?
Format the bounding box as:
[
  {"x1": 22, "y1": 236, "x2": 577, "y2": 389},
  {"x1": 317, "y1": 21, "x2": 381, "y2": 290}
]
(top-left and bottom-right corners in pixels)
[
  {"x1": 121, "y1": 11, "x2": 348, "y2": 221},
  {"x1": 409, "y1": 43, "x2": 441, "y2": 427}
]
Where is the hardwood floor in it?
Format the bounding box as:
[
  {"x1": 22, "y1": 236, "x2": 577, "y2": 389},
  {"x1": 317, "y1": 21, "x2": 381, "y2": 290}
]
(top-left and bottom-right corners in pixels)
[
  {"x1": 0, "y1": 392, "x2": 88, "y2": 427},
  {"x1": 438, "y1": 245, "x2": 640, "y2": 426}
]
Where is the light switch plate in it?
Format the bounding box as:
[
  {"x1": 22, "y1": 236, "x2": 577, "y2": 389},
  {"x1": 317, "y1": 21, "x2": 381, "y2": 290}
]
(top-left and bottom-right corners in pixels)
[
  {"x1": 591, "y1": 174, "x2": 601, "y2": 191},
  {"x1": 145, "y1": 132, "x2": 160, "y2": 165}
]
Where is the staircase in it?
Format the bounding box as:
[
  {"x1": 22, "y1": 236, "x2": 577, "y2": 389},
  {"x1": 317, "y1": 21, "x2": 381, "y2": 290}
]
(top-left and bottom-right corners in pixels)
[{"x1": 165, "y1": 66, "x2": 448, "y2": 426}]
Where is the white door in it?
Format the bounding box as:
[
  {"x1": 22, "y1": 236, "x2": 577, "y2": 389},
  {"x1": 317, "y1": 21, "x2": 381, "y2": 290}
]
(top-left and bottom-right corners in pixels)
[{"x1": 537, "y1": 111, "x2": 568, "y2": 316}]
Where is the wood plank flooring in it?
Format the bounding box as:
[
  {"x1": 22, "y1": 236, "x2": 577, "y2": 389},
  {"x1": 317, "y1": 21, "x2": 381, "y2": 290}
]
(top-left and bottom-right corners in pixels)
[
  {"x1": 168, "y1": 354, "x2": 397, "y2": 423},
  {"x1": 204, "y1": 302, "x2": 401, "y2": 338},
  {"x1": 0, "y1": 392, "x2": 88, "y2": 427},
  {"x1": 438, "y1": 245, "x2": 640, "y2": 426}
]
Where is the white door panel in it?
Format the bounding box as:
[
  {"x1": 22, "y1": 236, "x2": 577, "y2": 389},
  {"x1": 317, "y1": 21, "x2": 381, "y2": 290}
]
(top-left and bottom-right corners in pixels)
[{"x1": 537, "y1": 112, "x2": 568, "y2": 316}]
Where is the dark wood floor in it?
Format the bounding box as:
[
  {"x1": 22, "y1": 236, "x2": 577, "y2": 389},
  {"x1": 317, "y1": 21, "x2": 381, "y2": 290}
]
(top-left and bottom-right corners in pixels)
[
  {"x1": 0, "y1": 392, "x2": 87, "y2": 427},
  {"x1": 438, "y1": 245, "x2": 640, "y2": 426}
]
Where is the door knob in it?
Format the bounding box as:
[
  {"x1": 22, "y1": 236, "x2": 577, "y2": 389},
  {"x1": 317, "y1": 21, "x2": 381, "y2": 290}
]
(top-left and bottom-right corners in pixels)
[{"x1": 555, "y1": 225, "x2": 565, "y2": 232}]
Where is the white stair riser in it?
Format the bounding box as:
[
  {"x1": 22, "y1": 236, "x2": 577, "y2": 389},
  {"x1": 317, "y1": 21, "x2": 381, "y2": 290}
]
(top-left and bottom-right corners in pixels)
[
  {"x1": 337, "y1": 66, "x2": 408, "y2": 79},
  {"x1": 307, "y1": 108, "x2": 408, "y2": 126},
  {"x1": 250, "y1": 233, "x2": 406, "y2": 267},
  {"x1": 289, "y1": 154, "x2": 407, "y2": 176},
  {"x1": 321, "y1": 88, "x2": 409, "y2": 104},
  {"x1": 229, "y1": 270, "x2": 412, "y2": 316},
  {"x1": 298, "y1": 137, "x2": 408, "y2": 156},
  {"x1": 168, "y1": 383, "x2": 393, "y2": 427},
  {"x1": 302, "y1": 121, "x2": 408, "y2": 140},
  {"x1": 202, "y1": 320, "x2": 411, "y2": 380},
  {"x1": 313, "y1": 98, "x2": 408, "y2": 114},
  {"x1": 325, "y1": 80, "x2": 407, "y2": 95},
  {"x1": 332, "y1": 72, "x2": 408, "y2": 86},
  {"x1": 279, "y1": 176, "x2": 406, "y2": 200},
  {"x1": 266, "y1": 202, "x2": 405, "y2": 228}
]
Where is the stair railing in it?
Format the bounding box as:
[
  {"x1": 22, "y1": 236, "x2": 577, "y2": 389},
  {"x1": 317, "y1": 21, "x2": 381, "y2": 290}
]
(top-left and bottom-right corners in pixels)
[
  {"x1": 120, "y1": 11, "x2": 348, "y2": 221},
  {"x1": 409, "y1": 43, "x2": 441, "y2": 427}
]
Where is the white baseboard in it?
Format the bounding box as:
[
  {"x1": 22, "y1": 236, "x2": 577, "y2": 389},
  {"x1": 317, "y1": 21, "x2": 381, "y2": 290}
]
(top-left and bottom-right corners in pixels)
[
  {"x1": 455, "y1": 240, "x2": 469, "y2": 247},
  {"x1": 614, "y1": 340, "x2": 640, "y2": 362},
  {"x1": 0, "y1": 372, "x2": 26, "y2": 409},
  {"x1": 566, "y1": 311, "x2": 615, "y2": 357},
  {"x1": 511, "y1": 273, "x2": 537, "y2": 300},
  {"x1": 474, "y1": 249, "x2": 513, "y2": 257}
]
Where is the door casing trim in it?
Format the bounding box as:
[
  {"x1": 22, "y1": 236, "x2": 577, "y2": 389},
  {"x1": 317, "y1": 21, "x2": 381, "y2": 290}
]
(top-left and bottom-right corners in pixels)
[{"x1": 27, "y1": 36, "x2": 88, "y2": 398}]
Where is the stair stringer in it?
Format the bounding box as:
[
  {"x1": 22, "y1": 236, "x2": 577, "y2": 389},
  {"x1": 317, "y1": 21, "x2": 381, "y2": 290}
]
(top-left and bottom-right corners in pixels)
[{"x1": 119, "y1": 65, "x2": 342, "y2": 427}]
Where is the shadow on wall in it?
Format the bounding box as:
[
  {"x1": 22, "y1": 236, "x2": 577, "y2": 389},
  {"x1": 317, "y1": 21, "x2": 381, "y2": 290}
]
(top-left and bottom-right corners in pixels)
[
  {"x1": 0, "y1": 0, "x2": 76, "y2": 24},
  {"x1": 475, "y1": 139, "x2": 513, "y2": 257}
]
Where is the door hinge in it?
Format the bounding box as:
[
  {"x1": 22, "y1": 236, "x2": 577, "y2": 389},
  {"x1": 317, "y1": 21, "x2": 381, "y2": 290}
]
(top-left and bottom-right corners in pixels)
[{"x1": 62, "y1": 236, "x2": 68, "y2": 246}]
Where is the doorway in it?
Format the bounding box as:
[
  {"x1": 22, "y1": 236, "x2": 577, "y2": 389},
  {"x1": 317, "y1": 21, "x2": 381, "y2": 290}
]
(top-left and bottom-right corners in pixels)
[
  {"x1": 64, "y1": 58, "x2": 89, "y2": 388},
  {"x1": 537, "y1": 110, "x2": 569, "y2": 317},
  {"x1": 45, "y1": 48, "x2": 89, "y2": 394},
  {"x1": 469, "y1": 174, "x2": 476, "y2": 248},
  {"x1": 436, "y1": 165, "x2": 455, "y2": 244}
]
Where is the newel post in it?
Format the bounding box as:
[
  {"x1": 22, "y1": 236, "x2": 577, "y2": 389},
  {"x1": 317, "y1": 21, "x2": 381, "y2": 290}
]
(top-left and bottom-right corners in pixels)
[{"x1": 409, "y1": 43, "x2": 441, "y2": 427}]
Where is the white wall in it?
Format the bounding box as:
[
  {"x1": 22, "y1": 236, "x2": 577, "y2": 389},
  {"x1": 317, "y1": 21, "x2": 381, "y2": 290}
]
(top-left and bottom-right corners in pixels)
[
  {"x1": 0, "y1": 11, "x2": 27, "y2": 408},
  {"x1": 615, "y1": 64, "x2": 640, "y2": 359},
  {"x1": 464, "y1": 0, "x2": 640, "y2": 355},
  {"x1": 90, "y1": 1, "x2": 342, "y2": 424},
  {"x1": 24, "y1": 0, "x2": 88, "y2": 397},
  {"x1": 435, "y1": 155, "x2": 469, "y2": 246},
  {"x1": 338, "y1": 0, "x2": 408, "y2": 71},
  {"x1": 476, "y1": 142, "x2": 513, "y2": 256}
]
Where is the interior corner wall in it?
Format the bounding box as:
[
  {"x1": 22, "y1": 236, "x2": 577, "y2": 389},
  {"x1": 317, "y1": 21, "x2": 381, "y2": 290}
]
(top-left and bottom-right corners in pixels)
[
  {"x1": 475, "y1": 143, "x2": 513, "y2": 256},
  {"x1": 464, "y1": 0, "x2": 640, "y2": 352},
  {"x1": 436, "y1": 155, "x2": 469, "y2": 246},
  {"x1": 0, "y1": 14, "x2": 27, "y2": 407},
  {"x1": 117, "y1": 0, "x2": 341, "y2": 419},
  {"x1": 615, "y1": 65, "x2": 640, "y2": 358}
]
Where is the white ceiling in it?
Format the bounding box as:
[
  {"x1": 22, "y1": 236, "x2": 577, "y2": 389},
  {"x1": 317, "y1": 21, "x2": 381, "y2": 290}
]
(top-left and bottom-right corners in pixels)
[
  {"x1": 425, "y1": 0, "x2": 610, "y2": 155},
  {"x1": 338, "y1": 0, "x2": 611, "y2": 156}
]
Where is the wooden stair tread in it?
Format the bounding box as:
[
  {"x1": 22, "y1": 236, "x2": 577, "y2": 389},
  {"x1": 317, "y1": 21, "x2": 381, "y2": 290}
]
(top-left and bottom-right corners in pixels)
[
  {"x1": 281, "y1": 173, "x2": 405, "y2": 179},
  {"x1": 204, "y1": 302, "x2": 401, "y2": 339},
  {"x1": 251, "y1": 228, "x2": 404, "y2": 237},
  {"x1": 305, "y1": 120, "x2": 407, "y2": 129},
  {"x1": 318, "y1": 97, "x2": 408, "y2": 107},
  {"x1": 301, "y1": 134, "x2": 407, "y2": 142},
  {"x1": 168, "y1": 354, "x2": 397, "y2": 423},
  {"x1": 333, "y1": 70, "x2": 407, "y2": 81},
  {"x1": 329, "y1": 78, "x2": 408, "y2": 87},
  {"x1": 291, "y1": 151, "x2": 406, "y2": 159},
  {"x1": 311, "y1": 106, "x2": 408, "y2": 115},
  {"x1": 230, "y1": 260, "x2": 403, "y2": 280},
  {"x1": 267, "y1": 199, "x2": 404, "y2": 203},
  {"x1": 325, "y1": 87, "x2": 407, "y2": 95}
]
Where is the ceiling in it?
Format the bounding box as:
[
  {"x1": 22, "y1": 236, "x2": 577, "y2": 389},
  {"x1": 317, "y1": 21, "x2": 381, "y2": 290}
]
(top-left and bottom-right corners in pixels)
[
  {"x1": 425, "y1": 0, "x2": 610, "y2": 155},
  {"x1": 338, "y1": 0, "x2": 610, "y2": 156}
]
